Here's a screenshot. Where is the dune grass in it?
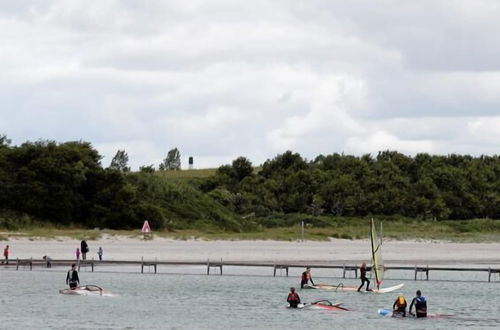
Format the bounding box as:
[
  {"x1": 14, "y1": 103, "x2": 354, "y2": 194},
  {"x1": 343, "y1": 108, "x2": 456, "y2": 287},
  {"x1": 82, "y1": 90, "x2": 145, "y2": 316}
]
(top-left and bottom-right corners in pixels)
[
  {"x1": 155, "y1": 168, "x2": 217, "y2": 179},
  {"x1": 1, "y1": 218, "x2": 499, "y2": 242}
]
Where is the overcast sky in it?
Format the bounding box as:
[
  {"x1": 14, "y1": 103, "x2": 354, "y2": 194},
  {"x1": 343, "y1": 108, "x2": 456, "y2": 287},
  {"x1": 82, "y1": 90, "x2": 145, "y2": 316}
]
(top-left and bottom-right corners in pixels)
[{"x1": 2, "y1": 1, "x2": 500, "y2": 169}]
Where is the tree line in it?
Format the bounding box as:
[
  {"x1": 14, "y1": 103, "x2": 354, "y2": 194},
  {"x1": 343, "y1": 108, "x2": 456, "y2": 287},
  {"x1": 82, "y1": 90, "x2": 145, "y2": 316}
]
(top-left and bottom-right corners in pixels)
[
  {"x1": 204, "y1": 151, "x2": 500, "y2": 221},
  {"x1": 1, "y1": 134, "x2": 499, "y2": 231}
]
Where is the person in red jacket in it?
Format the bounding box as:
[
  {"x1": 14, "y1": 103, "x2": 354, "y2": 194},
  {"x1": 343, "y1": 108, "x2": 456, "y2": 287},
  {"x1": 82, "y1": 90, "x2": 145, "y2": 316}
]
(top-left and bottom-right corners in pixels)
[
  {"x1": 301, "y1": 266, "x2": 315, "y2": 288},
  {"x1": 287, "y1": 287, "x2": 301, "y2": 308},
  {"x1": 2, "y1": 245, "x2": 9, "y2": 265}
]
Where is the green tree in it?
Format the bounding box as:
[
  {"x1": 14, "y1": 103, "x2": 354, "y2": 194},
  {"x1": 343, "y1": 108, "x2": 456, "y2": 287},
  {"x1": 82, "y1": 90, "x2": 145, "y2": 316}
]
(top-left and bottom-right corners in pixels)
[
  {"x1": 159, "y1": 148, "x2": 181, "y2": 170},
  {"x1": 139, "y1": 164, "x2": 155, "y2": 173},
  {"x1": 231, "y1": 157, "x2": 253, "y2": 181},
  {"x1": 109, "y1": 150, "x2": 130, "y2": 172}
]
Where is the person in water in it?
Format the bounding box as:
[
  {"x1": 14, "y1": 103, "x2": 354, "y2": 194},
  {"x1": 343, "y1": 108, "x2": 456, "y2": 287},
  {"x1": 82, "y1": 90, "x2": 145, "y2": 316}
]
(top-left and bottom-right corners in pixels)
[
  {"x1": 409, "y1": 290, "x2": 427, "y2": 318},
  {"x1": 357, "y1": 262, "x2": 372, "y2": 292},
  {"x1": 301, "y1": 266, "x2": 315, "y2": 288},
  {"x1": 392, "y1": 294, "x2": 407, "y2": 317},
  {"x1": 287, "y1": 287, "x2": 301, "y2": 308},
  {"x1": 66, "y1": 264, "x2": 80, "y2": 289}
]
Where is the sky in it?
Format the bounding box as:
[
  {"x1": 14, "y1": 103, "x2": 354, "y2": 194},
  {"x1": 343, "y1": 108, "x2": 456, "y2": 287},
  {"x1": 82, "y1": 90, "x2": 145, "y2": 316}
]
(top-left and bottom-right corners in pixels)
[{"x1": 1, "y1": 0, "x2": 500, "y2": 169}]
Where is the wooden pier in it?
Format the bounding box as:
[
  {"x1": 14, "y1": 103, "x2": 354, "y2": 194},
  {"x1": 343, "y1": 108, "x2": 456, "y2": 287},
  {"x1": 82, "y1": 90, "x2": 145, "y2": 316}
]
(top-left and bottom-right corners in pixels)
[{"x1": 2, "y1": 258, "x2": 499, "y2": 282}]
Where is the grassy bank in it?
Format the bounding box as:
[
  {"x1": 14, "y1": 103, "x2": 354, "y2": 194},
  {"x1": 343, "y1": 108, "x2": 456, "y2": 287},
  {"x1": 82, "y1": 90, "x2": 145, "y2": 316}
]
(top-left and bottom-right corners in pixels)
[{"x1": 1, "y1": 218, "x2": 500, "y2": 242}]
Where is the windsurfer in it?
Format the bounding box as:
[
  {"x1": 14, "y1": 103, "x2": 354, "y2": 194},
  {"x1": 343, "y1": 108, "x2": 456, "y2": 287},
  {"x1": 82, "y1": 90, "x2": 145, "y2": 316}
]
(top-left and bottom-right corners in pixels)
[
  {"x1": 409, "y1": 290, "x2": 427, "y2": 318},
  {"x1": 357, "y1": 262, "x2": 372, "y2": 292},
  {"x1": 301, "y1": 266, "x2": 315, "y2": 288},
  {"x1": 66, "y1": 264, "x2": 80, "y2": 289},
  {"x1": 392, "y1": 294, "x2": 407, "y2": 317},
  {"x1": 287, "y1": 287, "x2": 301, "y2": 308}
]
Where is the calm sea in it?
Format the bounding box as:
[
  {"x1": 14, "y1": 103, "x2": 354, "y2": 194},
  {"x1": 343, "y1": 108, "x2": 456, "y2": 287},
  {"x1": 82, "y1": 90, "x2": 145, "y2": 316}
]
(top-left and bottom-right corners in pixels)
[{"x1": 1, "y1": 265, "x2": 499, "y2": 329}]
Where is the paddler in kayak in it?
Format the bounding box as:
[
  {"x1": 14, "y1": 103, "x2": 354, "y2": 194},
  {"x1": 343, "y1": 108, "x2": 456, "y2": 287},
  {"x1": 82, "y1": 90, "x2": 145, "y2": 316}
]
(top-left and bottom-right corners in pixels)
[
  {"x1": 66, "y1": 264, "x2": 80, "y2": 289},
  {"x1": 392, "y1": 294, "x2": 407, "y2": 317},
  {"x1": 357, "y1": 263, "x2": 372, "y2": 292},
  {"x1": 409, "y1": 290, "x2": 427, "y2": 318},
  {"x1": 300, "y1": 266, "x2": 315, "y2": 288},
  {"x1": 287, "y1": 287, "x2": 301, "y2": 308}
]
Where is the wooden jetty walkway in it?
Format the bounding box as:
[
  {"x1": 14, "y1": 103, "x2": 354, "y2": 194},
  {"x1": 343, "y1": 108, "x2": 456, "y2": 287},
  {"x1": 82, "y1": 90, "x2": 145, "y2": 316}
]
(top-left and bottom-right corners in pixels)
[{"x1": 3, "y1": 258, "x2": 500, "y2": 282}]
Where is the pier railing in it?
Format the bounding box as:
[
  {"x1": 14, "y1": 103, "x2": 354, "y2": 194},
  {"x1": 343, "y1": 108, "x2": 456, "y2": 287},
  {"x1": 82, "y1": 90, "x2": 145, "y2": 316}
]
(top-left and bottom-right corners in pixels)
[{"x1": 2, "y1": 258, "x2": 499, "y2": 282}]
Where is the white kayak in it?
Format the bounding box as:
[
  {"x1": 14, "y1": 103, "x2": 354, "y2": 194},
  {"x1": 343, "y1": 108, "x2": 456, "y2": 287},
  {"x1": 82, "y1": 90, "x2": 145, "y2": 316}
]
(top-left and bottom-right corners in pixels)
[
  {"x1": 304, "y1": 283, "x2": 404, "y2": 294},
  {"x1": 59, "y1": 285, "x2": 112, "y2": 296}
]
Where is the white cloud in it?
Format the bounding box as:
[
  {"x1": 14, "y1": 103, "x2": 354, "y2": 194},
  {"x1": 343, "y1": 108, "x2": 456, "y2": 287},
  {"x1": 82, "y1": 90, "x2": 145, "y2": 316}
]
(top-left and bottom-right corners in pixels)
[{"x1": 1, "y1": 0, "x2": 500, "y2": 169}]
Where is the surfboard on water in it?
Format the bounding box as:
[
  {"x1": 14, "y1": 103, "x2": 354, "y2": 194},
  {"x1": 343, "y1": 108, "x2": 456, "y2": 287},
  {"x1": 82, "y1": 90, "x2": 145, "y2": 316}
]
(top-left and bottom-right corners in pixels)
[
  {"x1": 302, "y1": 283, "x2": 348, "y2": 291},
  {"x1": 59, "y1": 285, "x2": 112, "y2": 296},
  {"x1": 378, "y1": 308, "x2": 453, "y2": 319},
  {"x1": 287, "y1": 301, "x2": 348, "y2": 311},
  {"x1": 310, "y1": 301, "x2": 349, "y2": 311}
]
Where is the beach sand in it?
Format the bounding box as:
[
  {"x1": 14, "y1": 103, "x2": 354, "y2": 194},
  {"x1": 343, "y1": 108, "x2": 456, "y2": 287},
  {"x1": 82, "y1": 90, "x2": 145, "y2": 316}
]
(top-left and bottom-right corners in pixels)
[{"x1": 2, "y1": 236, "x2": 499, "y2": 265}]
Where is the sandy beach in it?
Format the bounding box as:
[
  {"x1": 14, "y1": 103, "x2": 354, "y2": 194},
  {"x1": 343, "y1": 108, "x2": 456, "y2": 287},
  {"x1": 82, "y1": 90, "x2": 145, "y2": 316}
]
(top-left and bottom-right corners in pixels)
[{"x1": 2, "y1": 236, "x2": 499, "y2": 265}]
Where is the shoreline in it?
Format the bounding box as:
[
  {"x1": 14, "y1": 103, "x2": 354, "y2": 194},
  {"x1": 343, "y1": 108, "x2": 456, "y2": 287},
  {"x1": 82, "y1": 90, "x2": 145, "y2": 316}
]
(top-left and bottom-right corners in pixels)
[{"x1": 1, "y1": 235, "x2": 499, "y2": 266}]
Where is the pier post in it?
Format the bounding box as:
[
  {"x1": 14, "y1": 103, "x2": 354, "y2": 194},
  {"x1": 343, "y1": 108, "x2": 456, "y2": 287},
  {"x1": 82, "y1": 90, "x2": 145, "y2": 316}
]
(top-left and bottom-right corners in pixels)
[
  {"x1": 207, "y1": 259, "x2": 210, "y2": 275},
  {"x1": 488, "y1": 268, "x2": 491, "y2": 282},
  {"x1": 16, "y1": 258, "x2": 19, "y2": 270}
]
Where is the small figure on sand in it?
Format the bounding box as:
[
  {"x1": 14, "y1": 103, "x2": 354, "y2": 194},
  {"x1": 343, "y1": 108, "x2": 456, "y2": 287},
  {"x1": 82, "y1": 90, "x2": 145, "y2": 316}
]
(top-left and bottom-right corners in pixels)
[
  {"x1": 2, "y1": 245, "x2": 9, "y2": 264},
  {"x1": 76, "y1": 247, "x2": 80, "y2": 261},
  {"x1": 357, "y1": 262, "x2": 372, "y2": 292},
  {"x1": 300, "y1": 266, "x2": 315, "y2": 288},
  {"x1": 409, "y1": 290, "x2": 427, "y2": 318},
  {"x1": 392, "y1": 294, "x2": 407, "y2": 317},
  {"x1": 97, "y1": 246, "x2": 103, "y2": 261},
  {"x1": 66, "y1": 264, "x2": 80, "y2": 289},
  {"x1": 287, "y1": 287, "x2": 301, "y2": 308},
  {"x1": 80, "y1": 240, "x2": 89, "y2": 260},
  {"x1": 43, "y1": 255, "x2": 52, "y2": 268}
]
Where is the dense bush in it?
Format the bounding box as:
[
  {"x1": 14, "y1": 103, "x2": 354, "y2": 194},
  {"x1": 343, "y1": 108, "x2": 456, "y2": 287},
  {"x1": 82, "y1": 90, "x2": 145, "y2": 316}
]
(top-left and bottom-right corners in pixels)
[{"x1": 1, "y1": 135, "x2": 499, "y2": 232}]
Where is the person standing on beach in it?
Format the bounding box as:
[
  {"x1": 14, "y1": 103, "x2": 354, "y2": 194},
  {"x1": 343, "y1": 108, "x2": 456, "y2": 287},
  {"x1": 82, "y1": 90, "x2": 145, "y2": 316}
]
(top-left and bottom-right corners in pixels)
[
  {"x1": 300, "y1": 266, "x2": 315, "y2": 288},
  {"x1": 357, "y1": 262, "x2": 372, "y2": 292},
  {"x1": 66, "y1": 264, "x2": 80, "y2": 289},
  {"x1": 80, "y1": 240, "x2": 89, "y2": 260},
  {"x1": 76, "y1": 248, "x2": 80, "y2": 261},
  {"x1": 97, "y1": 247, "x2": 103, "y2": 261},
  {"x1": 2, "y1": 245, "x2": 9, "y2": 264}
]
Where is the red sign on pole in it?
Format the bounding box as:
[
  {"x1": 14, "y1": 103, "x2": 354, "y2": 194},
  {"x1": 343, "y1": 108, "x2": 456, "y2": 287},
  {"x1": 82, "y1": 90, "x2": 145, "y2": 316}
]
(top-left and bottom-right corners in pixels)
[{"x1": 142, "y1": 220, "x2": 151, "y2": 233}]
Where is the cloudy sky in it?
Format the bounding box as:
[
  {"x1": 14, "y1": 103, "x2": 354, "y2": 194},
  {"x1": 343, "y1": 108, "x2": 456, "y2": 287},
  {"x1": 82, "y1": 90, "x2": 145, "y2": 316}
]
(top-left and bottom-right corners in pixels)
[{"x1": 1, "y1": 0, "x2": 500, "y2": 169}]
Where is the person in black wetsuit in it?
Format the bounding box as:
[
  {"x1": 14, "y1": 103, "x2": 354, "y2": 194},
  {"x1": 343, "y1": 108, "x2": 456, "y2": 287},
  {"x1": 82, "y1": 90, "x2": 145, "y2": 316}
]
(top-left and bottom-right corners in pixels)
[
  {"x1": 409, "y1": 290, "x2": 427, "y2": 318},
  {"x1": 287, "y1": 287, "x2": 301, "y2": 308},
  {"x1": 357, "y1": 262, "x2": 372, "y2": 292},
  {"x1": 66, "y1": 264, "x2": 80, "y2": 289},
  {"x1": 300, "y1": 266, "x2": 315, "y2": 288}
]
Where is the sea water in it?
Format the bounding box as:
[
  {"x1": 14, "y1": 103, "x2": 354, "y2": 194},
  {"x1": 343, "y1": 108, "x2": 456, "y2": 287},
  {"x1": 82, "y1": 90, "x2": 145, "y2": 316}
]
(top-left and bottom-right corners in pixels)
[{"x1": 1, "y1": 265, "x2": 499, "y2": 329}]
